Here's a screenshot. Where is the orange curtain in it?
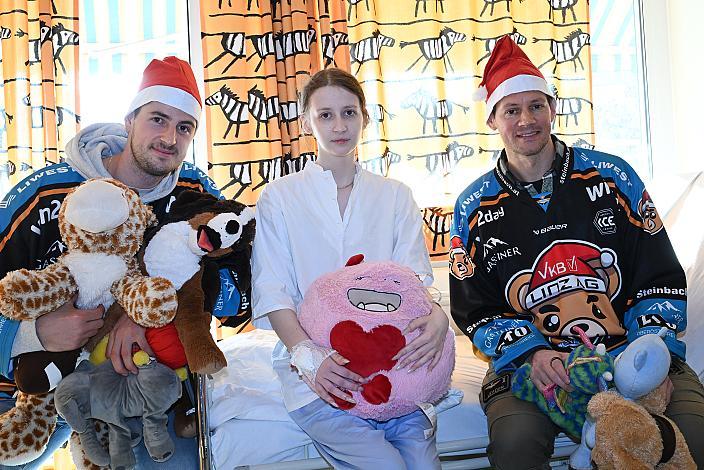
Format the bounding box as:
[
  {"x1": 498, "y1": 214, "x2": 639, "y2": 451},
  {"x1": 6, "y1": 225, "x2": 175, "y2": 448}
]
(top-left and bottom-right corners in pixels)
[
  {"x1": 200, "y1": 1, "x2": 594, "y2": 259},
  {"x1": 0, "y1": 0, "x2": 80, "y2": 197},
  {"x1": 346, "y1": 1, "x2": 594, "y2": 259},
  {"x1": 200, "y1": 0, "x2": 349, "y2": 206}
]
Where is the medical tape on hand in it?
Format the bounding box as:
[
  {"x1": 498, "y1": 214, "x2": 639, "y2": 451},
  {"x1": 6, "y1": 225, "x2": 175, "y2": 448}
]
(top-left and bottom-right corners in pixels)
[{"x1": 289, "y1": 339, "x2": 337, "y2": 384}]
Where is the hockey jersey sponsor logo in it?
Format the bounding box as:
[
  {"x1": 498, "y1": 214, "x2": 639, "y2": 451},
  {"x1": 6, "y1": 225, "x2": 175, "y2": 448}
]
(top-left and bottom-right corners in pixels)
[
  {"x1": 30, "y1": 199, "x2": 62, "y2": 235},
  {"x1": 505, "y1": 240, "x2": 624, "y2": 340},
  {"x1": 35, "y1": 239, "x2": 67, "y2": 269},
  {"x1": 459, "y1": 181, "x2": 492, "y2": 216},
  {"x1": 482, "y1": 237, "x2": 521, "y2": 273},
  {"x1": 636, "y1": 312, "x2": 677, "y2": 332},
  {"x1": 477, "y1": 207, "x2": 505, "y2": 226},
  {"x1": 13, "y1": 166, "x2": 73, "y2": 194},
  {"x1": 0, "y1": 193, "x2": 15, "y2": 209},
  {"x1": 636, "y1": 286, "x2": 686, "y2": 299},
  {"x1": 495, "y1": 325, "x2": 531, "y2": 353},
  {"x1": 586, "y1": 181, "x2": 611, "y2": 202},
  {"x1": 595, "y1": 161, "x2": 630, "y2": 183},
  {"x1": 533, "y1": 224, "x2": 567, "y2": 236},
  {"x1": 637, "y1": 189, "x2": 664, "y2": 235},
  {"x1": 593, "y1": 208, "x2": 616, "y2": 235}
]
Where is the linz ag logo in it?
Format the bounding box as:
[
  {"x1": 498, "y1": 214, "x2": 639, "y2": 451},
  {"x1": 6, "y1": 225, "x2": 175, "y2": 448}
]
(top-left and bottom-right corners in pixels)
[
  {"x1": 594, "y1": 208, "x2": 616, "y2": 235},
  {"x1": 496, "y1": 326, "x2": 530, "y2": 353},
  {"x1": 636, "y1": 313, "x2": 676, "y2": 331}
]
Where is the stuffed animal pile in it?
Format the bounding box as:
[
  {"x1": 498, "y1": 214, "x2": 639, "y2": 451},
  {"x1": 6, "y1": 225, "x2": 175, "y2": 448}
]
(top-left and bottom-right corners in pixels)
[
  {"x1": 511, "y1": 328, "x2": 614, "y2": 440},
  {"x1": 58, "y1": 189, "x2": 256, "y2": 470},
  {"x1": 0, "y1": 178, "x2": 177, "y2": 466},
  {"x1": 298, "y1": 256, "x2": 455, "y2": 421},
  {"x1": 570, "y1": 329, "x2": 696, "y2": 470},
  {"x1": 0, "y1": 181, "x2": 256, "y2": 469}
]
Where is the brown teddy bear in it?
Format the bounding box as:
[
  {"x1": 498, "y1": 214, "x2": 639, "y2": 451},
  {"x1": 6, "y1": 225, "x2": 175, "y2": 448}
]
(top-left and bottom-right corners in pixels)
[
  {"x1": 574, "y1": 330, "x2": 696, "y2": 470},
  {"x1": 588, "y1": 384, "x2": 695, "y2": 470}
]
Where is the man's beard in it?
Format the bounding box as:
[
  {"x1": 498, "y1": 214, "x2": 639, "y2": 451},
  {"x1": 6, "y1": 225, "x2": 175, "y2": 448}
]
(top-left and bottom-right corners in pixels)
[{"x1": 130, "y1": 140, "x2": 180, "y2": 177}]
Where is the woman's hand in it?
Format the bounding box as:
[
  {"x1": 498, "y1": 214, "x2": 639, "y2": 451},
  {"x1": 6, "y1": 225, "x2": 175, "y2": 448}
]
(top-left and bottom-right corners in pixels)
[
  {"x1": 528, "y1": 349, "x2": 573, "y2": 393},
  {"x1": 392, "y1": 302, "x2": 449, "y2": 372},
  {"x1": 290, "y1": 339, "x2": 365, "y2": 407},
  {"x1": 302, "y1": 352, "x2": 366, "y2": 407}
]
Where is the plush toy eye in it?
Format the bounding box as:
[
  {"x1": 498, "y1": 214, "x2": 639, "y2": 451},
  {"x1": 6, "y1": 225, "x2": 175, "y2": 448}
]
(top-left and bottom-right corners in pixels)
[
  {"x1": 226, "y1": 220, "x2": 240, "y2": 234},
  {"x1": 208, "y1": 213, "x2": 242, "y2": 249}
]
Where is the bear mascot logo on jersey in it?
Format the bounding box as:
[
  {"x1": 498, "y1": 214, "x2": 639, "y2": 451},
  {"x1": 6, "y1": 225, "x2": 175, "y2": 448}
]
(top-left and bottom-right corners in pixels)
[{"x1": 505, "y1": 240, "x2": 624, "y2": 348}]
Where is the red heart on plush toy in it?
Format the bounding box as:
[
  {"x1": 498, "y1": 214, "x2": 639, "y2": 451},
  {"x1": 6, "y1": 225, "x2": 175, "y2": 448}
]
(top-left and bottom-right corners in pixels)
[
  {"x1": 332, "y1": 373, "x2": 394, "y2": 409},
  {"x1": 362, "y1": 374, "x2": 392, "y2": 405},
  {"x1": 330, "y1": 320, "x2": 405, "y2": 378}
]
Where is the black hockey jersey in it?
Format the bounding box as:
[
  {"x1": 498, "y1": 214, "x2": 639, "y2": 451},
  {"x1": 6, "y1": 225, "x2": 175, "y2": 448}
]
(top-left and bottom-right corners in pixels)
[{"x1": 449, "y1": 140, "x2": 687, "y2": 373}]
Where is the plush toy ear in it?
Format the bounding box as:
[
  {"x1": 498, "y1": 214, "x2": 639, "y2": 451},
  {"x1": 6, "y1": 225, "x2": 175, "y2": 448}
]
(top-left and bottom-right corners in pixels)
[
  {"x1": 171, "y1": 190, "x2": 219, "y2": 216},
  {"x1": 346, "y1": 254, "x2": 364, "y2": 266}
]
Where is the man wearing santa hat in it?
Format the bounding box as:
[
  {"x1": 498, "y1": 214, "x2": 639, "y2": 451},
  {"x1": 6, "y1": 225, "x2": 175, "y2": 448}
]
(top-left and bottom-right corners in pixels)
[
  {"x1": 450, "y1": 36, "x2": 704, "y2": 469},
  {"x1": 0, "y1": 57, "x2": 224, "y2": 468}
]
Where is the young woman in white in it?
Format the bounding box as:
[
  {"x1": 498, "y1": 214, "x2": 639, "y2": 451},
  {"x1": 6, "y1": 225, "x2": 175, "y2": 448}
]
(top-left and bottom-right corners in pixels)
[{"x1": 252, "y1": 68, "x2": 449, "y2": 469}]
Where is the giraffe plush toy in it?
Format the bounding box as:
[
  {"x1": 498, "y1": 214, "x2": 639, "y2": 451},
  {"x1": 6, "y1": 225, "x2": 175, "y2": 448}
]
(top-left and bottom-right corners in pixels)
[{"x1": 0, "y1": 178, "x2": 178, "y2": 466}]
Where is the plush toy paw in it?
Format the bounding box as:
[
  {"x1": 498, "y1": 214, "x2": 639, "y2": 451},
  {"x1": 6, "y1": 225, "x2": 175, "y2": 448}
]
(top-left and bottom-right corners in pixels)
[
  {"x1": 186, "y1": 343, "x2": 227, "y2": 375},
  {"x1": 0, "y1": 392, "x2": 56, "y2": 466},
  {"x1": 173, "y1": 396, "x2": 197, "y2": 439},
  {"x1": 142, "y1": 420, "x2": 174, "y2": 463},
  {"x1": 0, "y1": 263, "x2": 76, "y2": 320},
  {"x1": 70, "y1": 430, "x2": 109, "y2": 470},
  {"x1": 115, "y1": 275, "x2": 178, "y2": 328}
]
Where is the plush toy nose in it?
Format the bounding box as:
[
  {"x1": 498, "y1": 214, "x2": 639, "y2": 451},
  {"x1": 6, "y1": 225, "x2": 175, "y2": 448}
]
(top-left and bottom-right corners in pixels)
[{"x1": 64, "y1": 179, "x2": 130, "y2": 233}]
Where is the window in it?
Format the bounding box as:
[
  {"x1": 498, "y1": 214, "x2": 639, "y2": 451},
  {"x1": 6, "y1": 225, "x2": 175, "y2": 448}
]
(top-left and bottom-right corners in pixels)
[
  {"x1": 79, "y1": 0, "x2": 190, "y2": 125},
  {"x1": 589, "y1": 0, "x2": 651, "y2": 179}
]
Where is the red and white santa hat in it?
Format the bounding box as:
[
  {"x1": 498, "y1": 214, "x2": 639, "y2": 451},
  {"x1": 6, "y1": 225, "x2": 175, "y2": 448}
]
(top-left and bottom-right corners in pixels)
[
  {"x1": 473, "y1": 35, "x2": 553, "y2": 121},
  {"x1": 524, "y1": 242, "x2": 615, "y2": 310},
  {"x1": 126, "y1": 56, "x2": 202, "y2": 122}
]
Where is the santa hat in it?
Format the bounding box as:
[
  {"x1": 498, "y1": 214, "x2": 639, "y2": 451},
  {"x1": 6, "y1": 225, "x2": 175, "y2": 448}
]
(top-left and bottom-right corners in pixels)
[
  {"x1": 473, "y1": 35, "x2": 553, "y2": 121},
  {"x1": 524, "y1": 242, "x2": 615, "y2": 310},
  {"x1": 126, "y1": 56, "x2": 202, "y2": 122},
  {"x1": 450, "y1": 236, "x2": 465, "y2": 252}
]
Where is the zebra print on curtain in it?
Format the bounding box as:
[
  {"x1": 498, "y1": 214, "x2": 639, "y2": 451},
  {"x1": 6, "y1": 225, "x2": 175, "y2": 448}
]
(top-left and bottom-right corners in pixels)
[
  {"x1": 200, "y1": 0, "x2": 349, "y2": 206},
  {"x1": 348, "y1": 0, "x2": 595, "y2": 258},
  {"x1": 0, "y1": 0, "x2": 80, "y2": 198}
]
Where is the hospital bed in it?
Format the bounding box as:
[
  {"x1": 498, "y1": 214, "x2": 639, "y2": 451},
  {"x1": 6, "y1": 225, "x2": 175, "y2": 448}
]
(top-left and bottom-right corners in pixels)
[
  {"x1": 196, "y1": 171, "x2": 704, "y2": 470},
  {"x1": 201, "y1": 329, "x2": 578, "y2": 470}
]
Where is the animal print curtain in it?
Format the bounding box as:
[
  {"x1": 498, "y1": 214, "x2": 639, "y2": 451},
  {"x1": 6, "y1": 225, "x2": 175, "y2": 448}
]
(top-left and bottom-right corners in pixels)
[
  {"x1": 200, "y1": 0, "x2": 348, "y2": 206},
  {"x1": 0, "y1": 0, "x2": 80, "y2": 198},
  {"x1": 348, "y1": 0, "x2": 594, "y2": 259},
  {"x1": 200, "y1": 0, "x2": 594, "y2": 257}
]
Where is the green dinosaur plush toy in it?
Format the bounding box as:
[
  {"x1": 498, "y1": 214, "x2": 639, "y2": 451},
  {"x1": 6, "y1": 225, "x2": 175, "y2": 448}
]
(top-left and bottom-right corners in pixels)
[{"x1": 510, "y1": 328, "x2": 615, "y2": 439}]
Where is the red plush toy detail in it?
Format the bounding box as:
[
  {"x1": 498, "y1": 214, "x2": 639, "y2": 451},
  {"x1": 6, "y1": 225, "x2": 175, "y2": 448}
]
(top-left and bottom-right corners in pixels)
[{"x1": 145, "y1": 323, "x2": 187, "y2": 370}]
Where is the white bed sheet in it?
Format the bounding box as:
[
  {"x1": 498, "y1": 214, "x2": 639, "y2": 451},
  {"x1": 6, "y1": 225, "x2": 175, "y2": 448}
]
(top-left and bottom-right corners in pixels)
[{"x1": 209, "y1": 330, "x2": 497, "y2": 469}]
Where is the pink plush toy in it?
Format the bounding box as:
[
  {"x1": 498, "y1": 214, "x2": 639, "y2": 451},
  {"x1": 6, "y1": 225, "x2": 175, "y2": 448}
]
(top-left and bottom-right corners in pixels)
[{"x1": 298, "y1": 256, "x2": 455, "y2": 421}]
